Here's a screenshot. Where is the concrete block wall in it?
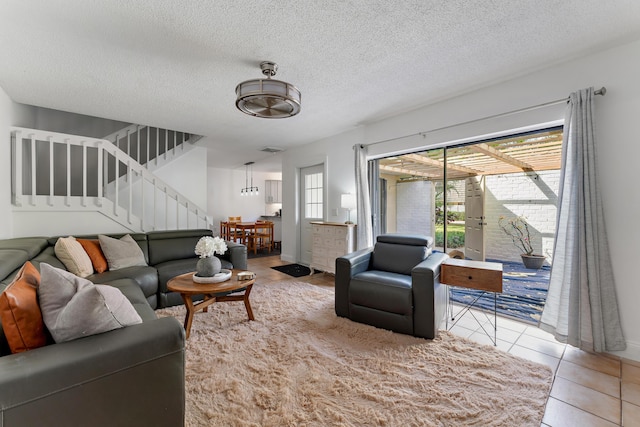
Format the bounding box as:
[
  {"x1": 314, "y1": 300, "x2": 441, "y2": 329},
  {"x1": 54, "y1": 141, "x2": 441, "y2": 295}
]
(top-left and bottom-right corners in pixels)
[
  {"x1": 385, "y1": 170, "x2": 559, "y2": 264},
  {"x1": 484, "y1": 170, "x2": 560, "y2": 263},
  {"x1": 444, "y1": 179, "x2": 466, "y2": 210},
  {"x1": 396, "y1": 180, "x2": 435, "y2": 236}
]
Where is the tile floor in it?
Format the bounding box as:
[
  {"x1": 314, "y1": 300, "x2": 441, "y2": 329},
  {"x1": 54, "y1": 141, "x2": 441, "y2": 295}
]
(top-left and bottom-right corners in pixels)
[{"x1": 246, "y1": 255, "x2": 640, "y2": 426}]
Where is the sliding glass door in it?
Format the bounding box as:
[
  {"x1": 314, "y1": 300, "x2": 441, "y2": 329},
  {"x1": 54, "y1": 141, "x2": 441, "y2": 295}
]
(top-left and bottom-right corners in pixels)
[
  {"x1": 373, "y1": 127, "x2": 563, "y2": 260},
  {"x1": 371, "y1": 127, "x2": 563, "y2": 323}
]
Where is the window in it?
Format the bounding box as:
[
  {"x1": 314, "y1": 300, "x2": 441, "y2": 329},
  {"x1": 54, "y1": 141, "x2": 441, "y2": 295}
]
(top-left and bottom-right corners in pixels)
[{"x1": 304, "y1": 172, "x2": 323, "y2": 218}]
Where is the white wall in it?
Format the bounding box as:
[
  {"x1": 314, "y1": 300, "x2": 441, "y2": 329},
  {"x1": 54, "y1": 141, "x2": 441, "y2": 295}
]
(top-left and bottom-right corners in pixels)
[
  {"x1": 153, "y1": 146, "x2": 209, "y2": 211},
  {"x1": 12, "y1": 211, "x2": 134, "y2": 237},
  {"x1": 281, "y1": 38, "x2": 640, "y2": 361},
  {"x1": 0, "y1": 87, "x2": 13, "y2": 238},
  {"x1": 396, "y1": 181, "x2": 435, "y2": 236},
  {"x1": 282, "y1": 127, "x2": 363, "y2": 263},
  {"x1": 22, "y1": 105, "x2": 130, "y2": 138},
  {"x1": 0, "y1": 94, "x2": 37, "y2": 238}
]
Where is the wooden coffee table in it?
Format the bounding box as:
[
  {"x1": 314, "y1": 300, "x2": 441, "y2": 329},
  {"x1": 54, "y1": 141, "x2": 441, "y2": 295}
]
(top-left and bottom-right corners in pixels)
[{"x1": 167, "y1": 269, "x2": 256, "y2": 338}]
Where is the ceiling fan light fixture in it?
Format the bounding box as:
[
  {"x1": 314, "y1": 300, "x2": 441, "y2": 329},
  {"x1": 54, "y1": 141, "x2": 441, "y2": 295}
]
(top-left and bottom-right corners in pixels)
[{"x1": 235, "y1": 61, "x2": 301, "y2": 119}]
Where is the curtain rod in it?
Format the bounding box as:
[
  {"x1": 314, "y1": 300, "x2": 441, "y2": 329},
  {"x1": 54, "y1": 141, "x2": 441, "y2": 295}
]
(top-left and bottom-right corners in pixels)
[{"x1": 362, "y1": 87, "x2": 606, "y2": 148}]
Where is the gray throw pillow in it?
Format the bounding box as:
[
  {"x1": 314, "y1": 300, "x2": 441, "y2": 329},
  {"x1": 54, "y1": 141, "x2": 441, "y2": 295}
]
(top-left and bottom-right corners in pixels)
[
  {"x1": 38, "y1": 263, "x2": 142, "y2": 343},
  {"x1": 98, "y1": 234, "x2": 147, "y2": 270}
]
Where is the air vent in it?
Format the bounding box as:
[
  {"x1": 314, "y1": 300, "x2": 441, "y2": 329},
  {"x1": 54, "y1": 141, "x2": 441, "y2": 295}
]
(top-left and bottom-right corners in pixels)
[{"x1": 260, "y1": 146, "x2": 284, "y2": 153}]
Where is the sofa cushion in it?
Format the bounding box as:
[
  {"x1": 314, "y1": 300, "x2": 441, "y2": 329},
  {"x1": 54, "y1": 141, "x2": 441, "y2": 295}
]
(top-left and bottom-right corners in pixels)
[
  {"x1": 30, "y1": 246, "x2": 67, "y2": 271},
  {"x1": 147, "y1": 229, "x2": 213, "y2": 265},
  {"x1": 0, "y1": 262, "x2": 48, "y2": 353},
  {"x1": 0, "y1": 249, "x2": 31, "y2": 284},
  {"x1": 371, "y1": 235, "x2": 432, "y2": 275},
  {"x1": 0, "y1": 237, "x2": 49, "y2": 258},
  {"x1": 99, "y1": 234, "x2": 147, "y2": 271},
  {"x1": 54, "y1": 236, "x2": 94, "y2": 278},
  {"x1": 77, "y1": 239, "x2": 108, "y2": 274},
  {"x1": 105, "y1": 278, "x2": 157, "y2": 322},
  {"x1": 87, "y1": 266, "x2": 159, "y2": 304},
  {"x1": 349, "y1": 270, "x2": 413, "y2": 315},
  {"x1": 39, "y1": 263, "x2": 142, "y2": 343}
]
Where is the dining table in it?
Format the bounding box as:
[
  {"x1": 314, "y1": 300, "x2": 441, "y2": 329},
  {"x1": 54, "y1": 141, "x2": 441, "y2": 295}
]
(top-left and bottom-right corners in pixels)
[
  {"x1": 220, "y1": 221, "x2": 256, "y2": 244},
  {"x1": 220, "y1": 221, "x2": 274, "y2": 254},
  {"x1": 231, "y1": 222, "x2": 258, "y2": 245}
]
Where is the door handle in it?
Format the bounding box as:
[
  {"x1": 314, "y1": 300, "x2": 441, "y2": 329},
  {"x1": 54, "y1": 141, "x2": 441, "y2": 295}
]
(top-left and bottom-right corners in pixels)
[{"x1": 478, "y1": 222, "x2": 487, "y2": 226}]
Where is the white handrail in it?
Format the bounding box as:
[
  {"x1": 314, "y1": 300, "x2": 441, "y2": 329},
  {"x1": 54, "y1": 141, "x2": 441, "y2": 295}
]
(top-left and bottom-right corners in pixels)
[
  {"x1": 101, "y1": 124, "x2": 193, "y2": 167},
  {"x1": 10, "y1": 127, "x2": 211, "y2": 232}
]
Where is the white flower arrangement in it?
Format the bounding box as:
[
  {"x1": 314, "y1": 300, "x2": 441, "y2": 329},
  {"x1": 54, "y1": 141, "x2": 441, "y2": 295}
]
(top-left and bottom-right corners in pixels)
[{"x1": 195, "y1": 236, "x2": 227, "y2": 258}]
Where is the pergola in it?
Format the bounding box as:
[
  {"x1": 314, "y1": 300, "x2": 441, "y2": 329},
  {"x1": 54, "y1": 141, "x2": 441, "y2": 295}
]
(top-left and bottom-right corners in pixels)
[{"x1": 378, "y1": 129, "x2": 563, "y2": 181}]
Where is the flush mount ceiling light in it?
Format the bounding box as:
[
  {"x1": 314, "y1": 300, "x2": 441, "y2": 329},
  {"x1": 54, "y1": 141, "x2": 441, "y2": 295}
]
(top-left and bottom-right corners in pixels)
[{"x1": 235, "y1": 61, "x2": 301, "y2": 119}]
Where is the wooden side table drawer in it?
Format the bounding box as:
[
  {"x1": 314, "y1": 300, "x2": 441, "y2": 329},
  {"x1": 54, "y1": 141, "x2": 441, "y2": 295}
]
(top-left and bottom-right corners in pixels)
[{"x1": 441, "y1": 259, "x2": 503, "y2": 293}]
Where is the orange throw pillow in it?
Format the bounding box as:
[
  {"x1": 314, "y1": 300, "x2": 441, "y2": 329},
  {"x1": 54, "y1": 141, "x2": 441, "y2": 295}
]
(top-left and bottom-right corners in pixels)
[
  {"x1": 77, "y1": 239, "x2": 108, "y2": 274},
  {"x1": 0, "y1": 261, "x2": 47, "y2": 353}
]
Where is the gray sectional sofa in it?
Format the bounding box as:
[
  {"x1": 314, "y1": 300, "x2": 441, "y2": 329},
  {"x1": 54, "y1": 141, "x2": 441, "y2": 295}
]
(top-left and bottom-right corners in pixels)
[{"x1": 0, "y1": 228, "x2": 247, "y2": 427}]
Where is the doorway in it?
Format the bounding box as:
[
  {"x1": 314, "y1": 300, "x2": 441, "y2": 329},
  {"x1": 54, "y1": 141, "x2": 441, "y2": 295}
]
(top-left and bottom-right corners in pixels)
[
  {"x1": 464, "y1": 175, "x2": 485, "y2": 261},
  {"x1": 298, "y1": 164, "x2": 324, "y2": 266}
]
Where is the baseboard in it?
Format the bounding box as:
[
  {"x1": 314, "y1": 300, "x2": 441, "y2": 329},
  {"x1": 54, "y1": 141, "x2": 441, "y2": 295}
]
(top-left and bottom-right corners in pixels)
[
  {"x1": 280, "y1": 254, "x2": 295, "y2": 263},
  {"x1": 609, "y1": 339, "x2": 640, "y2": 363}
]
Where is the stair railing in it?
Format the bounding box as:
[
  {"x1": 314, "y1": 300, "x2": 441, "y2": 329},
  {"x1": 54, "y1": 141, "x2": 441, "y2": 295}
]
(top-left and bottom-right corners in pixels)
[
  {"x1": 101, "y1": 124, "x2": 194, "y2": 168},
  {"x1": 11, "y1": 127, "x2": 211, "y2": 232}
]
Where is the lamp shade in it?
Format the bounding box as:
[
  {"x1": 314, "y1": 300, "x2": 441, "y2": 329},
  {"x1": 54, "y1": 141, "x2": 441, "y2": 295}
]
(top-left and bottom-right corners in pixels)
[{"x1": 341, "y1": 193, "x2": 357, "y2": 210}]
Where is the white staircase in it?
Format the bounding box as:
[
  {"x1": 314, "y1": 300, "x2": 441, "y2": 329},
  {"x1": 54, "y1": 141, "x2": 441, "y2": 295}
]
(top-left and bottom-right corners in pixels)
[
  {"x1": 101, "y1": 124, "x2": 202, "y2": 173},
  {"x1": 11, "y1": 126, "x2": 211, "y2": 233}
]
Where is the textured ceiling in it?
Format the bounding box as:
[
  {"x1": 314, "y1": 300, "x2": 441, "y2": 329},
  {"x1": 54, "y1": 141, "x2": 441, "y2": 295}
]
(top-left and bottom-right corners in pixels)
[{"x1": 1, "y1": 1, "x2": 640, "y2": 171}]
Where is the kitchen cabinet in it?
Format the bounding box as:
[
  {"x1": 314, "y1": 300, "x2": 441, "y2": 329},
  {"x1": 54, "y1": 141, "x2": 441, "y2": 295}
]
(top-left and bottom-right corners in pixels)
[{"x1": 265, "y1": 180, "x2": 282, "y2": 203}]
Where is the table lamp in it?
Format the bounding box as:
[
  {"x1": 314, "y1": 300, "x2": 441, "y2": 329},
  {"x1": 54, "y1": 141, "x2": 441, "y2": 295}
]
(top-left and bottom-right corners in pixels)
[{"x1": 341, "y1": 193, "x2": 357, "y2": 224}]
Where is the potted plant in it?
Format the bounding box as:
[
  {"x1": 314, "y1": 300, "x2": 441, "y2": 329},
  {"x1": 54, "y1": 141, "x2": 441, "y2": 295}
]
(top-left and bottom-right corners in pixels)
[
  {"x1": 194, "y1": 236, "x2": 228, "y2": 277},
  {"x1": 498, "y1": 216, "x2": 546, "y2": 269}
]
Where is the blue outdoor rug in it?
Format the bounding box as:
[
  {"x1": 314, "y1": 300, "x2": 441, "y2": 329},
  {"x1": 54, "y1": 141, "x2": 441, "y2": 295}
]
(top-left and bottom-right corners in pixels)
[{"x1": 449, "y1": 258, "x2": 550, "y2": 325}]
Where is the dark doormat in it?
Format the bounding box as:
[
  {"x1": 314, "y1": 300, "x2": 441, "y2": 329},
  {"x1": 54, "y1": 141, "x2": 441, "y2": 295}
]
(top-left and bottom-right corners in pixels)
[{"x1": 271, "y1": 263, "x2": 314, "y2": 277}]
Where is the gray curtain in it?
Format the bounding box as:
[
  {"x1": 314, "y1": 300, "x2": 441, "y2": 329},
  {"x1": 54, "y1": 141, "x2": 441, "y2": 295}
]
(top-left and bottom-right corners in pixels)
[
  {"x1": 368, "y1": 159, "x2": 382, "y2": 238},
  {"x1": 540, "y1": 87, "x2": 625, "y2": 352},
  {"x1": 355, "y1": 144, "x2": 373, "y2": 250}
]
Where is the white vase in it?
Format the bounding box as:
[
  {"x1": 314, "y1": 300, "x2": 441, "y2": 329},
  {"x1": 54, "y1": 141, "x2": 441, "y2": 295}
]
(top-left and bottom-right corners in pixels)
[{"x1": 196, "y1": 256, "x2": 222, "y2": 277}]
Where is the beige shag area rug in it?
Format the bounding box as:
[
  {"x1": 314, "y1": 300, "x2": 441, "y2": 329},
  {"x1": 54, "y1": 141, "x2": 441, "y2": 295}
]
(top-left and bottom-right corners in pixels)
[{"x1": 157, "y1": 281, "x2": 553, "y2": 427}]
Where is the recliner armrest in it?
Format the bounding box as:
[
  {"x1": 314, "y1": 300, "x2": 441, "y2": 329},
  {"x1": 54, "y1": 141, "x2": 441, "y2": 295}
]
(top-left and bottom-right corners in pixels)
[
  {"x1": 411, "y1": 252, "x2": 449, "y2": 339},
  {"x1": 335, "y1": 248, "x2": 373, "y2": 317},
  {"x1": 338, "y1": 248, "x2": 373, "y2": 275},
  {"x1": 412, "y1": 251, "x2": 447, "y2": 278}
]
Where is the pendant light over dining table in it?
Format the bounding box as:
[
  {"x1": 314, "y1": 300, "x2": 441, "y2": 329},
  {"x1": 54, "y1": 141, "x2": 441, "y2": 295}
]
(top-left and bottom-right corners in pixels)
[
  {"x1": 240, "y1": 162, "x2": 259, "y2": 196},
  {"x1": 235, "y1": 61, "x2": 301, "y2": 118}
]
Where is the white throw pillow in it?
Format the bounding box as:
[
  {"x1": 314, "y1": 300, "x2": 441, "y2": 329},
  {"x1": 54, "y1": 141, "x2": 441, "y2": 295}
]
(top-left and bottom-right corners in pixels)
[
  {"x1": 38, "y1": 263, "x2": 142, "y2": 343},
  {"x1": 98, "y1": 234, "x2": 147, "y2": 271},
  {"x1": 54, "y1": 236, "x2": 94, "y2": 278}
]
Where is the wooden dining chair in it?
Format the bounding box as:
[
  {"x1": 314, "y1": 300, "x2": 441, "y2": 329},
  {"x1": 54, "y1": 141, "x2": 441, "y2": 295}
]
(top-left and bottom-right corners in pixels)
[
  {"x1": 249, "y1": 220, "x2": 273, "y2": 254},
  {"x1": 220, "y1": 221, "x2": 230, "y2": 240},
  {"x1": 227, "y1": 216, "x2": 242, "y2": 243}
]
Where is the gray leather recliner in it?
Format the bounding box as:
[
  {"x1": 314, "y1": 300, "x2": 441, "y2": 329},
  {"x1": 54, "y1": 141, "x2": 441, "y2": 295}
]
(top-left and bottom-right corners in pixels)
[{"x1": 335, "y1": 234, "x2": 448, "y2": 339}]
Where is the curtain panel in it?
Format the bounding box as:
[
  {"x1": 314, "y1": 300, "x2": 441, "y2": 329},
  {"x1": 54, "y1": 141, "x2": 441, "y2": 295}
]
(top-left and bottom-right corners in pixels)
[
  {"x1": 540, "y1": 87, "x2": 625, "y2": 352},
  {"x1": 355, "y1": 144, "x2": 373, "y2": 250}
]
